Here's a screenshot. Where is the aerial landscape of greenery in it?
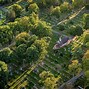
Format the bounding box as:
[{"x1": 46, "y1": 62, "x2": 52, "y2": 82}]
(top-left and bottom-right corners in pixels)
[{"x1": 0, "y1": 0, "x2": 89, "y2": 89}]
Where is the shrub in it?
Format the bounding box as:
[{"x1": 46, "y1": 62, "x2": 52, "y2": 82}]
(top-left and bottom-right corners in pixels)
[
  {"x1": 16, "y1": 16, "x2": 30, "y2": 32},
  {"x1": 0, "y1": 61, "x2": 8, "y2": 89},
  {"x1": 29, "y1": 12, "x2": 39, "y2": 25},
  {"x1": 58, "y1": 24, "x2": 65, "y2": 31},
  {"x1": 0, "y1": 25, "x2": 13, "y2": 45},
  {"x1": 16, "y1": 44, "x2": 27, "y2": 59},
  {"x1": 83, "y1": 30, "x2": 89, "y2": 43},
  {"x1": 0, "y1": 48, "x2": 12, "y2": 63},
  {"x1": 7, "y1": 21, "x2": 18, "y2": 35},
  {"x1": 31, "y1": 20, "x2": 52, "y2": 38},
  {"x1": 83, "y1": 14, "x2": 89, "y2": 29},
  {"x1": 28, "y1": 3, "x2": 39, "y2": 14},
  {"x1": 9, "y1": 4, "x2": 23, "y2": 17},
  {"x1": 46, "y1": 0, "x2": 60, "y2": 6},
  {"x1": 15, "y1": 32, "x2": 30, "y2": 46},
  {"x1": 60, "y1": 2, "x2": 72, "y2": 13},
  {"x1": 8, "y1": 16, "x2": 30, "y2": 34},
  {"x1": 82, "y1": 50, "x2": 89, "y2": 71},
  {"x1": 85, "y1": 42, "x2": 89, "y2": 48},
  {"x1": 85, "y1": 4, "x2": 89, "y2": 10},
  {"x1": 51, "y1": 6, "x2": 61, "y2": 18},
  {"x1": 72, "y1": 0, "x2": 84, "y2": 8},
  {"x1": 34, "y1": 0, "x2": 60, "y2": 7},
  {"x1": 6, "y1": 10, "x2": 16, "y2": 22},
  {"x1": 68, "y1": 25, "x2": 83, "y2": 36}
]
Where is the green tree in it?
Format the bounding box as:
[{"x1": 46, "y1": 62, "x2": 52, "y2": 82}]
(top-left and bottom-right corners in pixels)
[
  {"x1": 15, "y1": 32, "x2": 30, "y2": 46},
  {"x1": 68, "y1": 25, "x2": 83, "y2": 36},
  {"x1": 84, "y1": 70, "x2": 89, "y2": 88},
  {"x1": 0, "y1": 25, "x2": 13, "y2": 45},
  {"x1": 31, "y1": 20, "x2": 52, "y2": 38},
  {"x1": 15, "y1": 44, "x2": 27, "y2": 59},
  {"x1": 9, "y1": 4, "x2": 22, "y2": 17},
  {"x1": 72, "y1": 0, "x2": 84, "y2": 8},
  {"x1": 39, "y1": 71, "x2": 61, "y2": 89},
  {"x1": 28, "y1": 3, "x2": 39, "y2": 14},
  {"x1": 68, "y1": 60, "x2": 82, "y2": 76},
  {"x1": 27, "y1": 35, "x2": 38, "y2": 47},
  {"x1": 83, "y1": 14, "x2": 89, "y2": 29},
  {"x1": 82, "y1": 50, "x2": 89, "y2": 71},
  {"x1": 50, "y1": 6, "x2": 61, "y2": 18},
  {"x1": 0, "y1": 61, "x2": 8, "y2": 89},
  {"x1": 60, "y1": 2, "x2": 72, "y2": 13},
  {"x1": 83, "y1": 30, "x2": 89, "y2": 43},
  {"x1": 6, "y1": 10, "x2": 16, "y2": 22},
  {"x1": 15, "y1": 16, "x2": 30, "y2": 32},
  {"x1": 0, "y1": 48, "x2": 12, "y2": 63},
  {"x1": 26, "y1": 45, "x2": 39, "y2": 62}
]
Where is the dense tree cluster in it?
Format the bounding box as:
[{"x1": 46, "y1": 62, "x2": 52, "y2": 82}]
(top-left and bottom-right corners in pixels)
[
  {"x1": 0, "y1": 25, "x2": 13, "y2": 45},
  {"x1": 11, "y1": 32, "x2": 50, "y2": 64}
]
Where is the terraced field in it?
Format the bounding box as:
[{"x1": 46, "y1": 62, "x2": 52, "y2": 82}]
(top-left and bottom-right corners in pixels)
[{"x1": 6, "y1": 6, "x2": 85, "y2": 89}]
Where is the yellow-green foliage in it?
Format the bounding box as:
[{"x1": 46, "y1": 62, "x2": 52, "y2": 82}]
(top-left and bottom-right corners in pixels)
[
  {"x1": 72, "y1": 0, "x2": 84, "y2": 8},
  {"x1": 9, "y1": 4, "x2": 22, "y2": 17},
  {"x1": 50, "y1": 6, "x2": 61, "y2": 18},
  {"x1": 82, "y1": 50, "x2": 89, "y2": 71},
  {"x1": 15, "y1": 32, "x2": 30, "y2": 46},
  {"x1": 68, "y1": 60, "x2": 82, "y2": 75},
  {"x1": 31, "y1": 20, "x2": 52, "y2": 38},
  {"x1": 0, "y1": 25, "x2": 13, "y2": 45},
  {"x1": 83, "y1": 30, "x2": 89, "y2": 43},
  {"x1": 83, "y1": 14, "x2": 89, "y2": 29},
  {"x1": 39, "y1": 71, "x2": 61, "y2": 89},
  {"x1": 85, "y1": 70, "x2": 89, "y2": 85},
  {"x1": 60, "y1": 2, "x2": 72, "y2": 13},
  {"x1": 28, "y1": 3, "x2": 39, "y2": 14}
]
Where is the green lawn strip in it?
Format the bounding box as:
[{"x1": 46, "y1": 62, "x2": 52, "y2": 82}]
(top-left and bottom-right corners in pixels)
[
  {"x1": 37, "y1": 66, "x2": 46, "y2": 73},
  {"x1": 28, "y1": 75, "x2": 41, "y2": 89},
  {"x1": 45, "y1": 58, "x2": 56, "y2": 67},
  {"x1": 8, "y1": 58, "x2": 45, "y2": 89},
  {"x1": 30, "y1": 72, "x2": 41, "y2": 80},
  {"x1": 48, "y1": 54, "x2": 64, "y2": 63},
  {"x1": 43, "y1": 64, "x2": 58, "y2": 74},
  {"x1": 29, "y1": 74, "x2": 40, "y2": 84},
  {"x1": 26, "y1": 81, "x2": 34, "y2": 89},
  {"x1": 47, "y1": 56, "x2": 60, "y2": 64}
]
